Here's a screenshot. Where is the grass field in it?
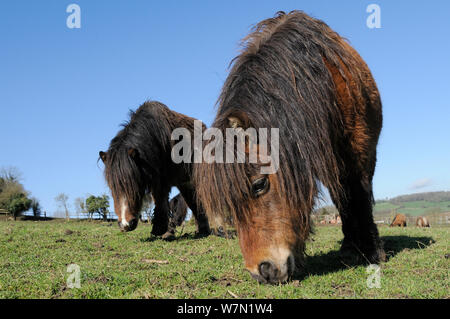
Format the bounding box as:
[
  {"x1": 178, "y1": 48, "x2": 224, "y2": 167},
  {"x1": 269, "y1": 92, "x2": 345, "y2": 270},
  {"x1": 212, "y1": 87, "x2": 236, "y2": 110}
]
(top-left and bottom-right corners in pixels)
[{"x1": 0, "y1": 219, "x2": 448, "y2": 299}]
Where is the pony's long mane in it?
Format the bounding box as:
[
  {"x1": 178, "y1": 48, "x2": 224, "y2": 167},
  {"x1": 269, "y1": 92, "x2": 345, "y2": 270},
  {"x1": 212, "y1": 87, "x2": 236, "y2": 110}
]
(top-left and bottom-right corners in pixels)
[
  {"x1": 103, "y1": 101, "x2": 194, "y2": 209},
  {"x1": 194, "y1": 11, "x2": 373, "y2": 227}
]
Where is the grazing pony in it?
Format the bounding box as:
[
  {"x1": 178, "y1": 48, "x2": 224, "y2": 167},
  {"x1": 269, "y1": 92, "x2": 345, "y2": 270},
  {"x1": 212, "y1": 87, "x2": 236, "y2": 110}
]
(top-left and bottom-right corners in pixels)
[
  {"x1": 390, "y1": 214, "x2": 407, "y2": 227},
  {"x1": 100, "y1": 101, "x2": 210, "y2": 239},
  {"x1": 194, "y1": 11, "x2": 385, "y2": 284},
  {"x1": 416, "y1": 216, "x2": 430, "y2": 227}
]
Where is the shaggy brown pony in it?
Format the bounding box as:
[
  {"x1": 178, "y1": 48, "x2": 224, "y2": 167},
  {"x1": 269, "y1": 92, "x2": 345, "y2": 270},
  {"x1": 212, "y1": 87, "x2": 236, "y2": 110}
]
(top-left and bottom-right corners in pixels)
[
  {"x1": 99, "y1": 101, "x2": 210, "y2": 239},
  {"x1": 194, "y1": 11, "x2": 385, "y2": 284},
  {"x1": 416, "y1": 216, "x2": 430, "y2": 227},
  {"x1": 390, "y1": 214, "x2": 407, "y2": 227}
]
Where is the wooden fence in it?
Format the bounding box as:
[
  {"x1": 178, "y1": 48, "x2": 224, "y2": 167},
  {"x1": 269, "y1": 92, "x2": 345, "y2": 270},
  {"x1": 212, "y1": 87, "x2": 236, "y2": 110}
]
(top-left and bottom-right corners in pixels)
[{"x1": 376, "y1": 212, "x2": 450, "y2": 227}]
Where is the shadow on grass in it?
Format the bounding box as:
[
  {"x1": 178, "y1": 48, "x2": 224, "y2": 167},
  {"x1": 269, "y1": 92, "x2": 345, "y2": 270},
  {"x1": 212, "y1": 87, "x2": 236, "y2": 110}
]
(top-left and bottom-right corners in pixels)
[
  {"x1": 20, "y1": 216, "x2": 54, "y2": 221},
  {"x1": 294, "y1": 235, "x2": 435, "y2": 280},
  {"x1": 382, "y1": 235, "x2": 435, "y2": 258},
  {"x1": 140, "y1": 231, "x2": 212, "y2": 243},
  {"x1": 140, "y1": 229, "x2": 237, "y2": 243}
]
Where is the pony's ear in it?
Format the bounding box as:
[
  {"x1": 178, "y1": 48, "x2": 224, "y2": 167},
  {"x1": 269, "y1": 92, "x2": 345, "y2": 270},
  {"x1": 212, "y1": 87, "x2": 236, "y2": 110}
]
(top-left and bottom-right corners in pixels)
[
  {"x1": 227, "y1": 110, "x2": 251, "y2": 129},
  {"x1": 228, "y1": 116, "x2": 243, "y2": 129},
  {"x1": 99, "y1": 151, "x2": 107, "y2": 163},
  {"x1": 128, "y1": 148, "x2": 139, "y2": 160}
]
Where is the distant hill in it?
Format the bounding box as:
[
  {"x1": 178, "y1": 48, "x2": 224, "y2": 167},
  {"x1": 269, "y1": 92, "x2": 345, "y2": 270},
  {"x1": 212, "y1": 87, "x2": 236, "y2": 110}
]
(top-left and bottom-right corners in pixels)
[
  {"x1": 377, "y1": 191, "x2": 450, "y2": 204},
  {"x1": 374, "y1": 191, "x2": 450, "y2": 217},
  {"x1": 314, "y1": 191, "x2": 450, "y2": 218}
]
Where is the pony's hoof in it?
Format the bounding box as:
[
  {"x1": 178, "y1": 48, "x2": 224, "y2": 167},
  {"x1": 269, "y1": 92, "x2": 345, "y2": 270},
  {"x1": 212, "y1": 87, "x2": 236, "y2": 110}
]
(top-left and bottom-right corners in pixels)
[
  {"x1": 340, "y1": 240, "x2": 386, "y2": 264},
  {"x1": 369, "y1": 248, "x2": 387, "y2": 263},
  {"x1": 194, "y1": 231, "x2": 210, "y2": 239},
  {"x1": 210, "y1": 228, "x2": 236, "y2": 239},
  {"x1": 151, "y1": 226, "x2": 168, "y2": 237},
  {"x1": 339, "y1": 240, "x2": 358, "y2": 256},
  {"x1": 161, "y1": 231, "x2": 175, "y2": 241}
]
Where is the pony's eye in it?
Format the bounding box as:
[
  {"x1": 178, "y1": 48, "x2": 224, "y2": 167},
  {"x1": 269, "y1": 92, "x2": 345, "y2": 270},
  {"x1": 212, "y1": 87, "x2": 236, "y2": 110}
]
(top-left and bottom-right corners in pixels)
[{"x1": 251, "y1": 177, "x2": 269, "y2": 197}]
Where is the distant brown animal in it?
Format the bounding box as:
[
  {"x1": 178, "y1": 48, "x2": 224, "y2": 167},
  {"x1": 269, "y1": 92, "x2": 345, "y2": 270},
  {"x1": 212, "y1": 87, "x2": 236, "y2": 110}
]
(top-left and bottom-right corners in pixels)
[
  {"x1": 328, "y1": 216, "x2": 342, "y2": 225},
  {"x1": 390, "y1": 214, "x2": 407, "y2": 227},
  {"x1": 416, "y1": 216, "x2": 430, "y2": 227}
]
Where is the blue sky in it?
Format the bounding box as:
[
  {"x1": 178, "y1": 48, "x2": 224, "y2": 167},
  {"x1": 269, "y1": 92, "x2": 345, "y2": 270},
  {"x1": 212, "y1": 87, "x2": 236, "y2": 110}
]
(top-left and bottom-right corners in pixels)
[{"x1": 1, "y1": 0, "x2": 449, "y2": 215}]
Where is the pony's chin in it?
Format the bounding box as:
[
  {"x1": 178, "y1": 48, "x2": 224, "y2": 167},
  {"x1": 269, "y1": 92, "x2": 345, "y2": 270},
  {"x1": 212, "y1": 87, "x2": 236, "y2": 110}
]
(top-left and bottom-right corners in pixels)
[
  {"x1": 118, "y1": 219, "x2": 138, "y2": 232},
  {"x1": 247, "y1": 253, "x2": 296, "y2": 284},
  {"x1": 249, "y1": 271, "x2": 291, "y2": 285}
]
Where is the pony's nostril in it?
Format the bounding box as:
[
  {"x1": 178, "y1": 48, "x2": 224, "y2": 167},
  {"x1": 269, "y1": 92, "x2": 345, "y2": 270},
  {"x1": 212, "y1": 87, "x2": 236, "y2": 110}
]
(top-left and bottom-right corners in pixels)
[
  {"x1": 259, "y1": 261, "x2": 279, "y2": 282},
  {"x1": 128, "y1": 218, "x2": 138, "y2": 231}
]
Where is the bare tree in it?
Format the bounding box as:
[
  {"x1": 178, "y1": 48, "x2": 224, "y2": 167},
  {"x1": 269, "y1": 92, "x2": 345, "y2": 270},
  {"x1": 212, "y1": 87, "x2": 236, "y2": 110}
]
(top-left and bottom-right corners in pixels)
[
  {"x1": 74, "y1": 197, "x2": 86, "y2": 219},
  {"x1": 55, "y1": 193, "x2": 70, "y2": 221},
  {"x1": 140, "y1": 195, "x2": 154, "y2": 223},
  {"x1": 0, "y1": 166, "x2": 23, "y2": 183}
]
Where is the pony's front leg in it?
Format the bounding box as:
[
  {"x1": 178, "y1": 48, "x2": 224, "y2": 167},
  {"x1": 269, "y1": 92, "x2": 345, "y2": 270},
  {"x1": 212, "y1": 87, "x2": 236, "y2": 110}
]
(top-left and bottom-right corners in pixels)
[{"x1": 151, "y1": 192, "x2": 170, "y2": 237}]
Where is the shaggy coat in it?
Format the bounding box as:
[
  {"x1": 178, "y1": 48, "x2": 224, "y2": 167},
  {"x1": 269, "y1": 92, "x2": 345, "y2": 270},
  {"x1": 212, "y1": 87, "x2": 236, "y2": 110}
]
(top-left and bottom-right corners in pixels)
[
  {"x1": 194, "y1": 11, "x2": 384, "y2": 283},
  {"x1": 100, "y1": 101, "x2": 210, "y2": 237}
]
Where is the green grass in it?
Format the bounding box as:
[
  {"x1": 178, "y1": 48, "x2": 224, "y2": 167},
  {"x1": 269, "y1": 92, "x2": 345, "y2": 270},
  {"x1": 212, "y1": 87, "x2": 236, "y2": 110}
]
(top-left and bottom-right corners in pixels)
[{"x1": 0, "y1": 220, "x2": 448, "y2": 298}]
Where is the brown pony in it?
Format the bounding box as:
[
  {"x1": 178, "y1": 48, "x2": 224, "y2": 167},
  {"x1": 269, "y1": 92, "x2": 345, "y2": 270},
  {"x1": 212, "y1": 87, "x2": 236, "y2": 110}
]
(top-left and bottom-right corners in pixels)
[
  {"x1": 416, "y1": 216, "x2": 430, "y2": 227},
  {"x1": 390, "y1": 214, "x2": 407, "y2": 227},
  {"x1": 194, "y1": 11, "x2": 385, "y2": 283},
  {"x1": 99, "y1": 101, "x2": 210, "y2": 239}
]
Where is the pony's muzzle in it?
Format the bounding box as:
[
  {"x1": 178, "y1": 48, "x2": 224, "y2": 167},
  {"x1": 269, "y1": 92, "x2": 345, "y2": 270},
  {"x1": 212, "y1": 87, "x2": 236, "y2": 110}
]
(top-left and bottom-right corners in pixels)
[
  {"x1": 250, "y1": 254, "x2": 295, "y2": 284},
  {"x1": 119, "y1": 218, "x2": 138, "y2": 232}
]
